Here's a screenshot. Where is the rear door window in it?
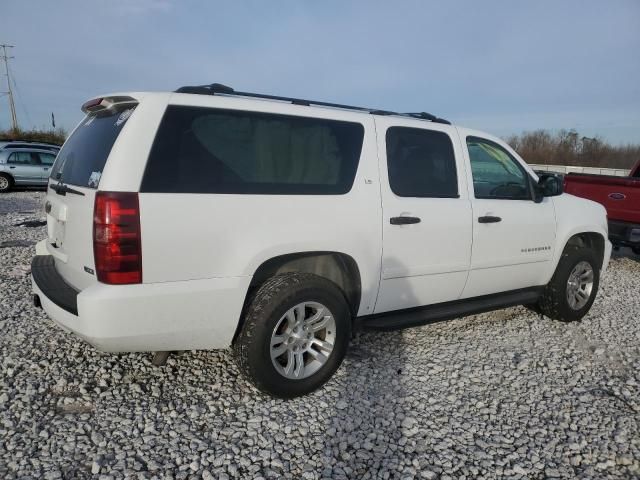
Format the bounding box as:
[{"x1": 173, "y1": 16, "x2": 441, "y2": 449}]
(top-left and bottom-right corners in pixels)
[
  {"x1": 8, "y1": 152, "x2": 35, "y2": 165},
  {"x1": 50, "y1": 107, "x2": 135, "y2": 188},
  {"x1": 386, "y1": 127, "x2": 458, "y2": 198},
  {"x1": 141, "y1": 106, "x2": 365, "y2": 194}
]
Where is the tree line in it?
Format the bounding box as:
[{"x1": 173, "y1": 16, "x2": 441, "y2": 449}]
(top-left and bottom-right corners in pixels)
[
  {"x1": 0, "y1": 127, "x2": 66, "y2": 146},
  {"x1": 506, "y1": 129, "x2": 640, "y2": 170},
  {"x1": 2, "y1": 126, "x2": 639, "y2": 171}
]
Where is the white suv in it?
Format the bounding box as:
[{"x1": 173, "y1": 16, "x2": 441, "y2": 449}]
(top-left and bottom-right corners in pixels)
[{"x1": 31, "y1": 84, "x2": 611, "y2": 397}]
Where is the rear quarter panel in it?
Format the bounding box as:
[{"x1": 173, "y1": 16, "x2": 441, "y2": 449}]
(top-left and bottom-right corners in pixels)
[{"x1": 138, "y1": 95, "x2": 383, "y2": 316}]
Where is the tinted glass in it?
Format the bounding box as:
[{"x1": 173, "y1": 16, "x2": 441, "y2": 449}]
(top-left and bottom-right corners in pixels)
[
  {"x1": 50, "y1": 106, "x2": 136, "y2": 188},
  {"x1": 38, "y1": 153, "x2": 57, "y2": 166},
  {"x1": 141, "y1": 106, "x2": 364, "y2": 194},
  {"x1": 467, "y1": 136, "x2": 530, "y2": 200},
  {"x1": 386, "y1": 127, "x2": 458, "y2": 198},
  {"x1": 8, "y1": 152, "x2": 34, "y2": 165}
]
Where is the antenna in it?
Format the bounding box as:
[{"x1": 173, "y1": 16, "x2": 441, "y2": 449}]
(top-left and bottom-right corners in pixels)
[{"x1": 1, "y1": 44, "x2": 18, "y2": 131}]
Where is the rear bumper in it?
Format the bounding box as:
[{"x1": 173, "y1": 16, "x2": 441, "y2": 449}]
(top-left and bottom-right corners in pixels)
[
  {"x1": 31, "y1": 254, "x2": 251, "y2": 352},
  {"x1": 32, "y1": 255, "x2": 79, "y2": 314},
  {"x1": 608, "y1": 220, "x2": 640, "y2": 248}
]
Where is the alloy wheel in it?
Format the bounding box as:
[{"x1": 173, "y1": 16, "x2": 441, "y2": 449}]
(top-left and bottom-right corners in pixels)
[
  {"x1": 270, "y1": 301, "x2": 336, "y2": 380},
  {"x1": 566, "y1": 261, "x2": 594, "y2": 310}
]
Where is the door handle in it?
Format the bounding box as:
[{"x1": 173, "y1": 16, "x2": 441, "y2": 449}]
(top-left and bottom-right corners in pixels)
[
  {"x1": 9, "y1": 166, "x2": 16, "y2": 169},
  {"x1": 390, "y1": 216, "x2": 421, "y2": 225},
  {"x1": 478, "y1": 215, "x2": 502, "y2": 223}
]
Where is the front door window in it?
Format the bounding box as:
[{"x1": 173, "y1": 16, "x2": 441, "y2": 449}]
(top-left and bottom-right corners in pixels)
[{"x1": 467, "y1": 136, "x2": 530, "y2": 200}]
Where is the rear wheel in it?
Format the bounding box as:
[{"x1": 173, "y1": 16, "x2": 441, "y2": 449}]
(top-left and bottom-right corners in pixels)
[
  {"x1": 536, "y1": 245, "x2": 600, "y2": 322},
  {"x1": 0, "y1": 174, "x2": 12, "y2": 192},
  {"x1": 233, "y1": 273, "x2": 351, "y2": 398}
]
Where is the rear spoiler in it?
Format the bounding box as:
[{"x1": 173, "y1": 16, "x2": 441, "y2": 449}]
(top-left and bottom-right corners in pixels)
[{"x1": 81, "y1": 96, "x2": 138, "y2": 114}]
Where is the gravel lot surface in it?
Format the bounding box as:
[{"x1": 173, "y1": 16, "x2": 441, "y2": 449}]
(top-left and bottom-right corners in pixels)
[{"x1": 1, "y1": 190, "x2": 639, "y2": 479}]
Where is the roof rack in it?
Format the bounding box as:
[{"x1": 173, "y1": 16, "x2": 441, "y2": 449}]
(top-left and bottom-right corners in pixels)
[
  {"x1": 0, "y1": 141, "x2": 61, "y2": 150},
  {"x1": 0, "y1": 139, "x2": 60, "y2": 146},
  {"x1": 174, "y1": 83, "x2": 451, "y2": 125}
]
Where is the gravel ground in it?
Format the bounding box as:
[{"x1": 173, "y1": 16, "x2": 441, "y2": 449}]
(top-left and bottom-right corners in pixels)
[{"x1": 1, "y1": 190, "x2": 639, "y2": 480}]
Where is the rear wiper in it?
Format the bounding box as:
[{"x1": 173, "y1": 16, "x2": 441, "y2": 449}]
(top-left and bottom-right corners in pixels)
[{"x1": 51, "y1": 182, "x2": 85, "y2": 196}]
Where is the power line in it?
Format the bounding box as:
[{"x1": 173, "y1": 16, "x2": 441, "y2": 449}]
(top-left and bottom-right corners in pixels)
[{"x1": 0, "y1": 44, "x2": 18, "y2": 130}]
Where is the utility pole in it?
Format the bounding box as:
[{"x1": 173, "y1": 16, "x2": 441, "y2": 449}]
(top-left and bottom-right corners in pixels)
[{"x1": 1, "y1": 44, "x2": 18, "y2": 131}]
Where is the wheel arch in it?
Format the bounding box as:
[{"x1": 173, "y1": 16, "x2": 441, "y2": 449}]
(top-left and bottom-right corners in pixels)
[
  {"x1": 233, "y1": 251, "x2": 362, "y2": 343},
  {"x1": 250, "y1": 251, "x2": 361, "y2": 315},
  {"x1": 561, "y1": 230, "x2": 606, "y2": 269}
]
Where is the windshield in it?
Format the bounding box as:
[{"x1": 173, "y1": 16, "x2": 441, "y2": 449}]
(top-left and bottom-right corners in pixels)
[{"x1": 50, "y1": 106, "x2": 135, "y2": 188}]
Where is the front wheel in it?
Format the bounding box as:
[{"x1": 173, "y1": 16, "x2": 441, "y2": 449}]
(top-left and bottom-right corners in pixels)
[
  {"x1": 233, "y1": 273, "x2": 351, "y2": 398},
  {"x1": 536, "y1": 245, "x2": 600, "y2": 322}
]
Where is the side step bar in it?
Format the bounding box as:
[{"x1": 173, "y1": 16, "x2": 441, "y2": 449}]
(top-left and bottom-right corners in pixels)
[{"x1": 360, "y1": 287, "x2": 543, "y2": 330}]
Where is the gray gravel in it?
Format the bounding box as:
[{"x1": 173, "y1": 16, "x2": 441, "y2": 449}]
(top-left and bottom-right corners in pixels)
[{"x1": 1, "y1": 190, "x2": 639, "y2": 479}]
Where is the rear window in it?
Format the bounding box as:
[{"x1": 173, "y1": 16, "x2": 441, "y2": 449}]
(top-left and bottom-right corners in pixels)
[
  {"x1": 141, "y1": 106, "x2": 365, "y2": 194},
  {"x1": 50, "y1": 107, "x2": 135, "y2": 188},
  {"x1": 38, "y1": 153, "x2": 57, "y2": 166}
]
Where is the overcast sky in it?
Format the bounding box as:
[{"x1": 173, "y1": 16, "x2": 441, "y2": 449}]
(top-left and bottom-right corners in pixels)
[{"x1": 2, "y1": 0, "x2": 639, "y2": 144}]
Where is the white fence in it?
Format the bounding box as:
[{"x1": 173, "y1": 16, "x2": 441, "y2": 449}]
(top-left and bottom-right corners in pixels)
[{"x1": 530, "y1": 164, "x2": 630, "y2": 177}]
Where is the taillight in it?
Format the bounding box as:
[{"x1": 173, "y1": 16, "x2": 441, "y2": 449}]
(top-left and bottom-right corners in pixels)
[{"x1": 93, "y1": 192, "x2": 142, "y2": 285}]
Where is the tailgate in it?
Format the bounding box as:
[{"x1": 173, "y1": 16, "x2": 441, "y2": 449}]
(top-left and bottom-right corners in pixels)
[
  {"x1": 46, "y1": 100, "x2": 138, "y2": 290},
  {"x1": 564, "y1": 175, "x2": 640, "y2": 224},
  {"x1": 45, "y1": 185, "x2": 98, "y2": 290}
]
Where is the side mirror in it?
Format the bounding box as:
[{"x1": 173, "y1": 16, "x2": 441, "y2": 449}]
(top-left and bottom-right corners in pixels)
[{"x1": 538, "y1": 173, "x2": 564, "y2": 197}]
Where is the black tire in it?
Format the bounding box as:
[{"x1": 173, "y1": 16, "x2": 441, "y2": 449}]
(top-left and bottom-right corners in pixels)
[
  {"x1": 233, "y1": 273, "x2": 351, "y2": 398},
  {"x1": 632, "y1": 246, "x2": 640, "y2": 256},
  {"x1": 0, "y1": 173, "x2": 12, "y2": 193},
  {"x1": 536, "y1": 245, "x2": 600, "y2": 322}
]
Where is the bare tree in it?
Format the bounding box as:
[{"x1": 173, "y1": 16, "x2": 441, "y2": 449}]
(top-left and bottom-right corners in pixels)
[{"x1": 506, "y1": 130, "x2": 639, "y2": 169}]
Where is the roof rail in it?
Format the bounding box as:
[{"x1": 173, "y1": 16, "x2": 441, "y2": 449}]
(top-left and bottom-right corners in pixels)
[
  {"x1": 0, "y1": 141, "x2": 62, "y2": 149},
  {"x1": 404, "y1": 112, "x2": 451, "y2": 125},
  {"x1": 174, "y1": 83, "x2": 451, "y2": 124},
  {"x1": 0, "y1": 139, "x2": 60, "y2": 145}
]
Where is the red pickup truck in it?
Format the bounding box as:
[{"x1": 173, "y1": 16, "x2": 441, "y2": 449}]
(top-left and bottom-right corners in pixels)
[{"x1": 563, "y1": 159, "x2": 640, "y2": 254}]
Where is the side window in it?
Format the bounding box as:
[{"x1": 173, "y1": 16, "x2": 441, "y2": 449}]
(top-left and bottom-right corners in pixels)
[
  {"x1": 37, "y1": 153, "x2": 57, "y2": 166},
  {"x1": 386, "y1": 127, "x2": 458, "y2": 198},
  {"x1": 141, "y1": 106, "x2": 365, "y2": 194},
  {"x1": 466, "y1": 136, "x2": 530, "y2": 200},
  {"x1": 7, "y1": 152, "x2": 33, "y2": 165}
]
